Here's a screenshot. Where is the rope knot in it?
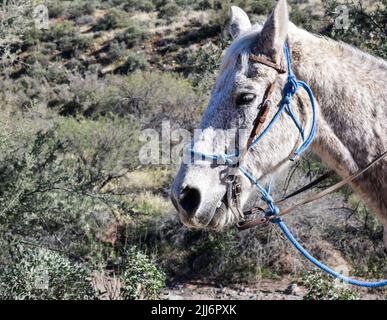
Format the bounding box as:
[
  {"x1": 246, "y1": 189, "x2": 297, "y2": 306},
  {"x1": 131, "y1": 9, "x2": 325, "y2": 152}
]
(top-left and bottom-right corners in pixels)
[
  {"x1": 283, "y1": 95, "x2": 292, "y2": 105},
  {"x1": 271, "y1": 206, "x2": 280, "y2": 216},
  {"x1": 286, "y1": 76, "x2": 299, "y2": 96}
]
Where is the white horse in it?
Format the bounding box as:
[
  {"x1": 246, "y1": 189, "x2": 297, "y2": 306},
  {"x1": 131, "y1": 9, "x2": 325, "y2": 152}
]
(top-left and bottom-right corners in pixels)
[{"x1": 171, "y1": 0, "x2": 387, "y2": 248}]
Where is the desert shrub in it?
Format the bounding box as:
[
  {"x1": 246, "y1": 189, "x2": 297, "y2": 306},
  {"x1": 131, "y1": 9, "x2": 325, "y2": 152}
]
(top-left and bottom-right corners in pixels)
[
  {"x1": 322, "y1": 0, "x2": 387, "y2": 58},
  {"x1": 22, "y1": 27, "x2": 44, "y2": 48},
  {"x1": 158, "y1": 1, "x2": 180, "y2": 19},
  {"x1": 120, "y1": 247, "x2": 166, "y2": 300},
  {"x1": 0, "y1": 248, "x2": 95, "y2": 300},
  {"x1": 88, "y1": 63, "x2": 103, "y2": 74},
  {"x1": 116, "y1": 51, "x2": 150, "y2": 74},
  {"x1": 75, "y1": 15, "x2": 95, "y2": 26},
  {"x1": 41, "y1": 20, "x2": 93, "y2": 57},
  {"x1": 65, "y1": 0, "x2": 96, "y2": 20},
  {"x1": 182, "y1": 38, "x2": 228, "y2": 92},
  {"x1": 122, "y1": 0, "x2": 155, "y2": 12},
  {"x1": 115, "y1": 70, "x2": 203, "y2": 127},
  {"x1": 55, "y1": 71, "x2": 201, "y2": 126},
  {"x1": 115, "y1": 23, "x2": 148, "y2": 48},
  {"x1": 302, "y1": 269, "x2": 360, "y2": 300},
  {"x1": 0, "y1": 0, "x2": 37, "y2": 75},
  {"x1": 66, "y1": 58, "x2": 86, "y2": 72},
  {"x1": 47, "y1": 1, "x2": 65, "y2": 18},
  {"x1": 0, "y1": 115, "x2": 140, "y2": 259},
  {"x1": 94, "y1": 8, "x2": 129, "y2": 31},
  {"x1": 56, "y1": 115, "x2": 142, "y2": 174},
  {"x1": 25, "y1": 51, "x2": 50, "y2": 66},
  {"x1": 194, "y1": 0, "x2": 212, "y2": 10},
  {"x1": 185, "y1": 229, "x2": 266, "y2": 282},
  {"x1": 289, "y1": 3, "x2": 322, "y2": 31},
  {"x1": 28, "y1": 64, "x2": 69, "y2": 84},
  {"x1": 51, "y1": 73, "x2": 125, "y2": 117},
  {"x1": 60, "y1": 34, "x2": 94, "y2": 57},
  {"x1": 251, "y1": 0, "x2": 275, "y2": 15},
  {"x1": 105, "y1": 40, "x2": 127, "y2": 63},
  {"x1": 46, "y1": 20, "x2": 77, "y2": 40},
  {"x1": 0, "y1": 0, "x2": 34, "y2": 44},
  {"x1": 138, "y1": 0, "x2": 156, "y2": 12}
]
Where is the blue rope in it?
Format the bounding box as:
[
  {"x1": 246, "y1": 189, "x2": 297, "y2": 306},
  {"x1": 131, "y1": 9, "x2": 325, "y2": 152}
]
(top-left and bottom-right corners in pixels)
[
  {"x1": 276, "y1": 220, "x2": 387, "y2": 288},
  {"x1": 188, "y1": 42, "x2": 387, "y2": 287}
]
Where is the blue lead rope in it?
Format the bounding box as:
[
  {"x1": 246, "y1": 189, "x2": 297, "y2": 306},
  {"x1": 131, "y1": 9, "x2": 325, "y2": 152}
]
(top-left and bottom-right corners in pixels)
[
  {"x1": 277, "y1": 221, "x2": 387, "y2": 287},
  {"x1": 189, "y1": 43, "x2": 387, "y2": 287}
]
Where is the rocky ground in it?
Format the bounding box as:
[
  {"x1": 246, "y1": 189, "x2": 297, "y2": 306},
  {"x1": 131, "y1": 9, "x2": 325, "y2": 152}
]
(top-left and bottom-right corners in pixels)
[
  {"x1": 162, "y1": 278, "x2": 305, "y2": 300},
  {"x1": 162, "y1": 278, "x2": 386, "y2": 300}
]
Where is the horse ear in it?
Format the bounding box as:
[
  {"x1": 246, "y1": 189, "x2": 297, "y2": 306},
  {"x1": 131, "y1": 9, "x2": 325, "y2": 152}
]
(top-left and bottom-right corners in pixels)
[
  {"x1": 260, "y1": 0, "x2": 289, "y2": 54},
  {"x1": 229, "y1": 6, "x2": 252, "y2": 39}
]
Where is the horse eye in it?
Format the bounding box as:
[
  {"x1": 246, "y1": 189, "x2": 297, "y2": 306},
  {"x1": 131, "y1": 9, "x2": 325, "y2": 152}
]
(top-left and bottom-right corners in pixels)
[{"x1": 236, "y1": 93, "x2": 256, "y2": 106}]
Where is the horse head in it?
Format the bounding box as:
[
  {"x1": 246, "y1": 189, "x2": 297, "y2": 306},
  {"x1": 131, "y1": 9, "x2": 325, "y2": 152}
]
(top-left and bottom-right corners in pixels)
[{"x1": 171, "y1": 0, "x2": 314, "y2": 230}]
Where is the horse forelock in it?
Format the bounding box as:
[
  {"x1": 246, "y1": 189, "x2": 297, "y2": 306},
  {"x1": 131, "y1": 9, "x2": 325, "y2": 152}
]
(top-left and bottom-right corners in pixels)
[{"x1": 215, "y1": 25, "x2": 263, "y2": 93}]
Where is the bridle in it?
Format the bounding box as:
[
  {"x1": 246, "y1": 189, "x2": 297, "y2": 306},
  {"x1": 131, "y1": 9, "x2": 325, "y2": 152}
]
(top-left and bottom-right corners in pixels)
[
  {"x1": 190, "y1": 42, "x2": 318, "y2": 227},
  {"x1": 188, "y1": 42, "x2": 387, "y2": 287}
]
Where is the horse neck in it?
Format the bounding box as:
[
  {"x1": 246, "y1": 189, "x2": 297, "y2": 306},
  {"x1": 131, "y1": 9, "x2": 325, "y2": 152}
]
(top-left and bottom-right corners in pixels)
[{"x1": 287, "y1": 25, "x2": 387, "y2": 176}]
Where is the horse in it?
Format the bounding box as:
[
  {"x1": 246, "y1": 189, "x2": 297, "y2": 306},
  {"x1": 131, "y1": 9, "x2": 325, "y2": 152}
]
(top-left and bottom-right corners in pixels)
[{"x1": 170, "y1": 0, "x2": 387, "y2": 249}]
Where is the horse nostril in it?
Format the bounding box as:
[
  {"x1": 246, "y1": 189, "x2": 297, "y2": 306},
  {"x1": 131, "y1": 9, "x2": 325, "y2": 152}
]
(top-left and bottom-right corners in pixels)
[{"x1": 179, "y1": 186, "x2": 201, "y2": 217}]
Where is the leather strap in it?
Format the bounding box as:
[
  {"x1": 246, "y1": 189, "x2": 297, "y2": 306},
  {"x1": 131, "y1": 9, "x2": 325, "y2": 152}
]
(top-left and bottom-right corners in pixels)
[
  {"x1": 246, "y1": 78, "x2": 278, "y2": 149},
  {"x1": 250, "y1": 54, "x2": 286, "y2": 74},
  {"x1": 277, "y1": 171, "x2": 333, "y2": 204}
]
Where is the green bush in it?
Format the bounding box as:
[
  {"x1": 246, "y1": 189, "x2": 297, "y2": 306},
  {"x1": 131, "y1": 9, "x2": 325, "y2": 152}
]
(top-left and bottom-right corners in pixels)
[
  {"x1": 138, "y1": 0, "x2": 156, "y2": 12},
  {"x1": 106, "y1": 41, "x2": 127, "y2": 63},
  {"x1": 41, "y1": 20, "x2": 93, "y2": 57},
  {"x1": 116, "y1": 71, "x2": 203, "y2": 127},
  {"x1": 94, "y1": 8, "x2": 129, "y2": 31},
  {"x1": 59, "y1": 34, "x2": 94, "y2": 56},
  {"x1": 46, "y1": 20, "x2": 77, "y2": 40},
  {"x1": 302, "y1": 270, "x2": 360, "y2": 300},
  {"x1": 0, "y1": 248, "x2": 95, "y2": 300},
  {"x1": 22, "y1": 27, "x2": 44, "y2": 48},
  {"x1": 120, "y1": 247, "x2": 166, "y2": 300},
  {"x1": 25, "y1": 51, "x2": 50, "y2": 66},
  {"x1": 117, "y1": 51, "x2": 150, "y2": 74},
  {"x1": 158, "y1": 2, "x2": 180, "y2": 19},
  {"x1": 194, "y1": 0, "x2": 212, "y2": 10},
  {"x1": 116, "y1": 23, "x2": 148, "y2": 48},
  {"x1": 322, "y1": 0, "x2": 387, "y2": 58},
  {"x1": 251, "y1": 0, "x2": 275, "y2": 15},
  {"x1": 0, "y1": 115, "x2": 140, "y2": 259},
  {"x1": 66, "y1": 0, "x2": 96, "y2": 19},
  {"x1": 28, "y1": 64, "x2": 69, "y2": 84},
  {"x1": 47, "y1": 1, "x2": 65, "y2": 18},
  {"x1": 123, "y1": 0, "x2": 155, "y2": 12},
  {"x1": 183, "y1": 39, "x2": 228, "y2": 91}
]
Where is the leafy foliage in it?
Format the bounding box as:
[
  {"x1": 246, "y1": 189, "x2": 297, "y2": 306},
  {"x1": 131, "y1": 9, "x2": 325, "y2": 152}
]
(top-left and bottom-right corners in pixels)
[
  {"x1": 302, "y1": 269, "x2": 360, "y2": 300},
  {"x1": 0, "y1": 248, "x2": 95, "y2": 300},
  {"x1": 0, "y1": 116, "x2": 140, "y2": 259},
  {"x1": 94, "y1": 8, "x2": 129, "y2": 31},
  {"x1": 120, "y1": 247, "x2": 166, "y2": 299},
  {"x1": 158, "y1": 1, "x2": 180, "y2": 19},
  {"x1": 322, "y1": 0, "x2": 387, "y2": 58}
]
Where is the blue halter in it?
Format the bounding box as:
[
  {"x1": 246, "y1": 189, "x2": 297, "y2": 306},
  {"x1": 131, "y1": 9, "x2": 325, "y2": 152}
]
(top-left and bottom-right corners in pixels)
[
  {"x1": 187, "y1": 43, "x2": 387, "y2": 288},
  {"x1": 190, "y1": 43, "x2": 316, "y2": 217}
]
